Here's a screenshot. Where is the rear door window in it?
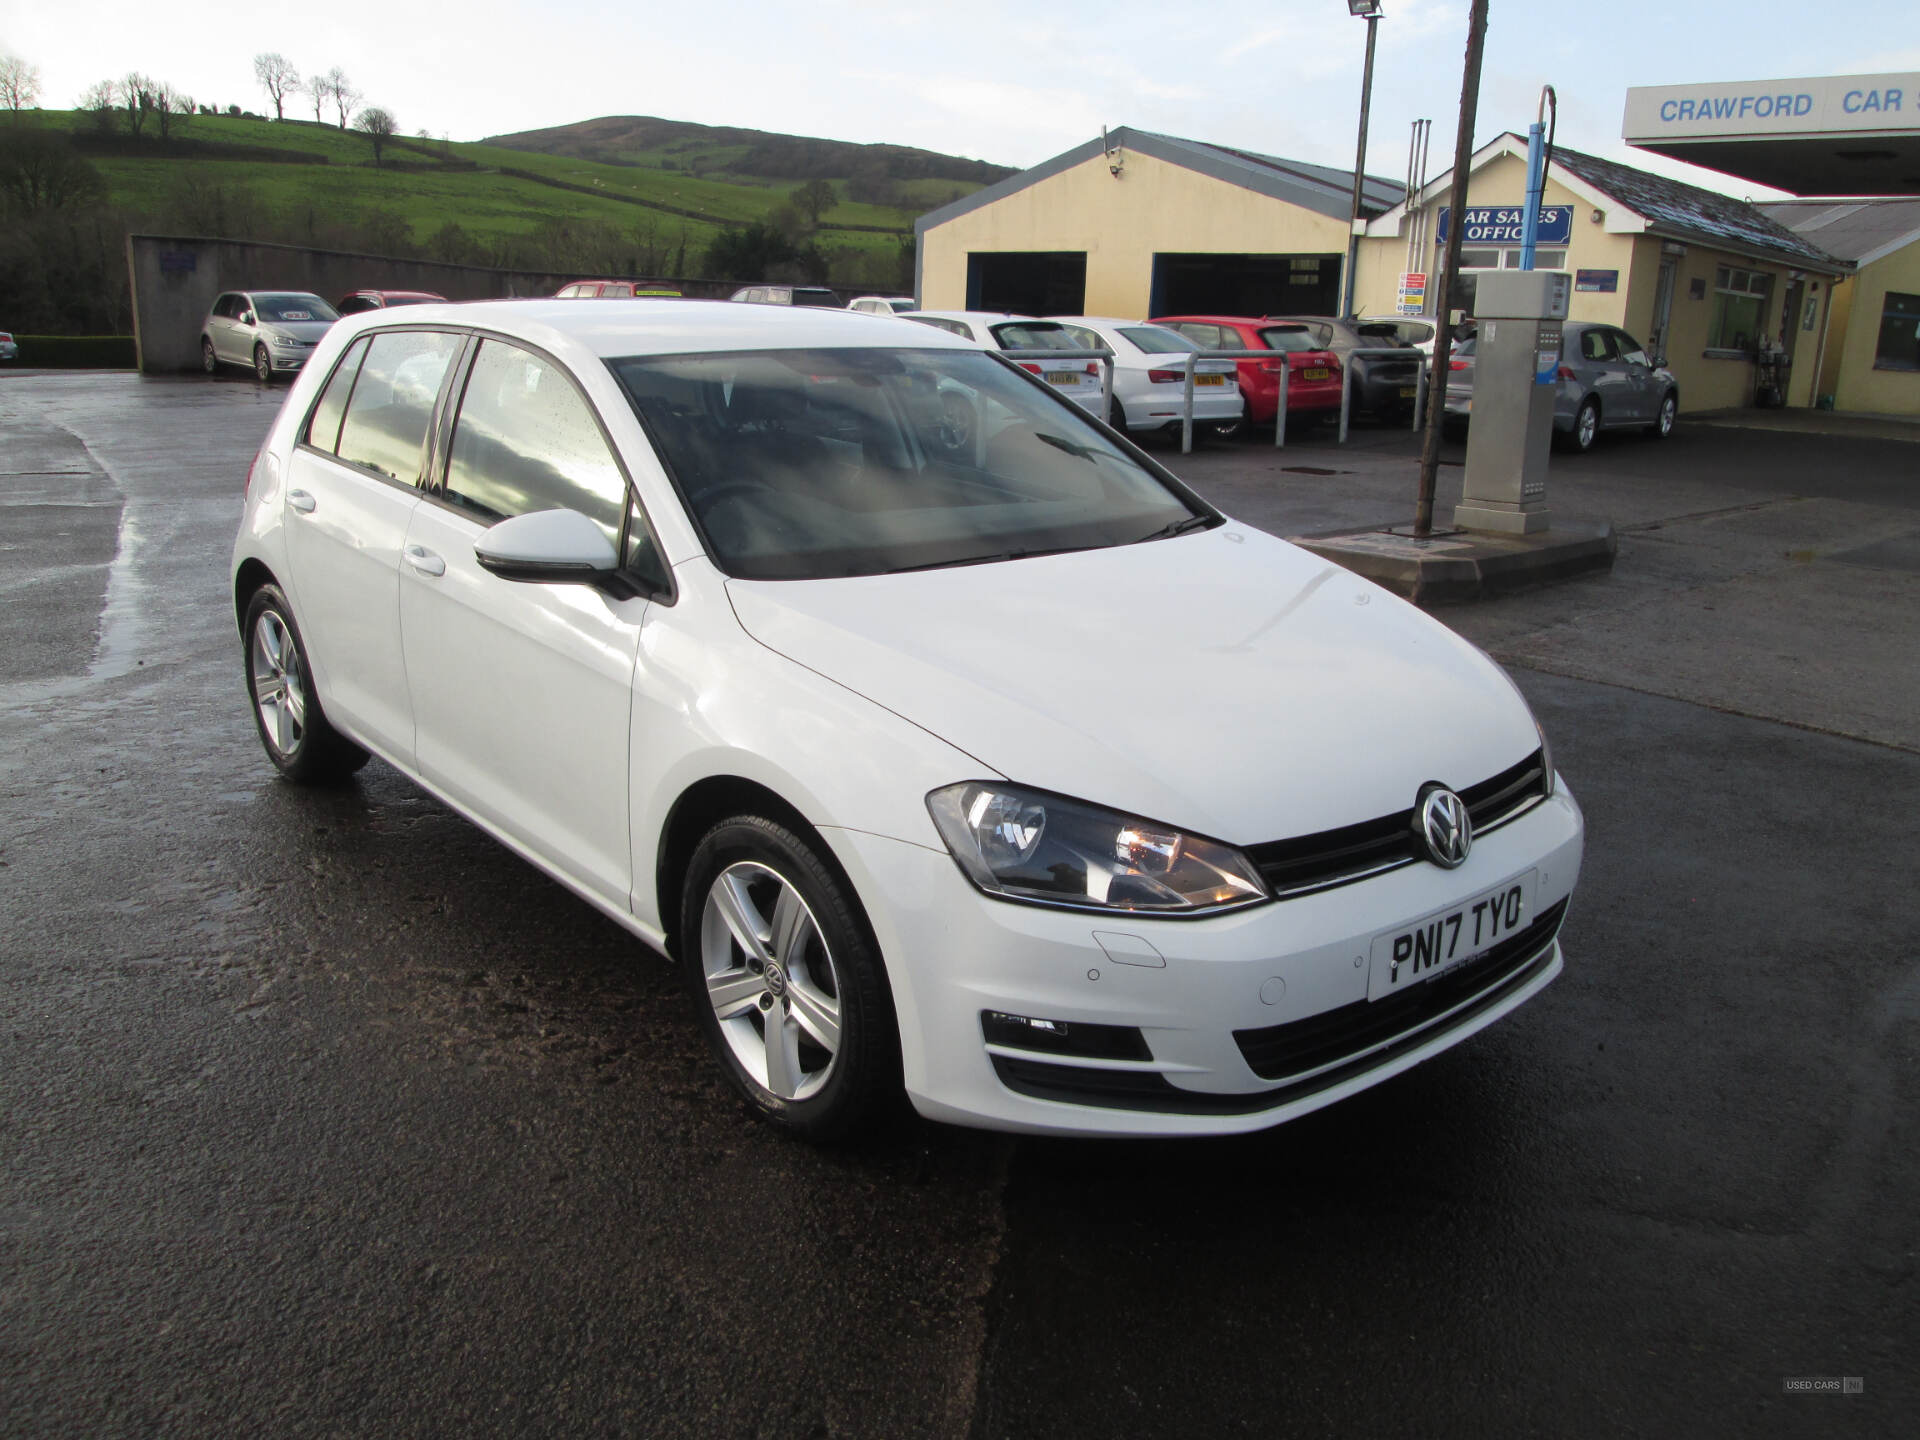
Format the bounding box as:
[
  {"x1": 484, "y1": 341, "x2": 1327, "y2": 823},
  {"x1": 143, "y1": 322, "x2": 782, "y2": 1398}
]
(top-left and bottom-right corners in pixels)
[
  {"x1": 443, "y1": 339, "x2": 628, "y2": 549},
  {"x1": 305, "y1": 337, "x2": 371, "y2": 454},
  {"x1": 335, "y1": 330, "x2": 462, "y2": 484},
  {"x1": 1119, "y1": 325, "x2": 1196, "y2": 354},
  {"x1": 1580, "y1": 329, "x2": 1619, "y2": 362}
]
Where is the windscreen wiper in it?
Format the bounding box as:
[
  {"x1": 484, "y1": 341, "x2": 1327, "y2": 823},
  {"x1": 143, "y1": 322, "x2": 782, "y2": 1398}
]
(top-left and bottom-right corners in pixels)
[
  {"x1": 883, "y1": 544, "x2": 1092, "y2": 575},
  {"x1": 1034, "y1": 432, "x2": 1102, "y2": 463},
  {"x1": 1132, "y1": 514, "x2": 1216, "y2": 544}
]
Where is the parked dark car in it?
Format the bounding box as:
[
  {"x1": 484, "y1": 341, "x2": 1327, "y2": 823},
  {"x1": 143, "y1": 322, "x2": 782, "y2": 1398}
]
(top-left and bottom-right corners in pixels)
[
  {"x1": 1262, "y1": 316, "x2": 1424, "y2": 415},
  {"x1": 1151, "y1": 315, "x2": 1344, "y2": 428},
  {"x1": 336, "y1": 290, "x2": 445, "y2": 315},
  {"x1": 1444, "y1": 320, "x2": 1678, "y2": 452},
  {"x1": 729, "y1": 285, "x2": 842, "y2": 308}
]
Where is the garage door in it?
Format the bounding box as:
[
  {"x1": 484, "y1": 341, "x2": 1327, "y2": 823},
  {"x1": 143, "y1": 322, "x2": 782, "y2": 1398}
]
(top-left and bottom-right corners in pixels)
[
  {"x1": 1149, "y1": 254, "x2": 1342, "y2": 318},
  {"x1": 966, "y1": 253, "x2": 1087, "y2": 315}
]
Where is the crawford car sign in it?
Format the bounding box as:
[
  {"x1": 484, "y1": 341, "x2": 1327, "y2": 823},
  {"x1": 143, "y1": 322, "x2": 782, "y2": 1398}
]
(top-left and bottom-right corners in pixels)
[
  {"x1": 1625, "y1": 72, "x2": 1918, "y2": 139},
  {"x1": 1436, "y1": 206, "x2": 1573, "y2": 247}
]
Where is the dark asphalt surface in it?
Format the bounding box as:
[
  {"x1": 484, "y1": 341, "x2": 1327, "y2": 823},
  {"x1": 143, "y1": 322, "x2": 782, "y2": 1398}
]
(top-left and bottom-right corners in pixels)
[{"x1": 2, "y1": 374, "x2": 1912, "y2": 1438}]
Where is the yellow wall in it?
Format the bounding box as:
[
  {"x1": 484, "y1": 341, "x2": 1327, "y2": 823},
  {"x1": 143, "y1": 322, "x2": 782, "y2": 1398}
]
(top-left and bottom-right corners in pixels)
[
  {"x1": 1828, "y1": 238, "x2": 1920, "y2": 415},
  {"x1": 919, "y1": 149, "x2": 1352, "y2": 316},
  {"x1": 1353, "y1": 152, "x2": 1834, "y2": 412},
  {"x1": 1819, "y1": 275, "x2": 1856, "y2": 399}
]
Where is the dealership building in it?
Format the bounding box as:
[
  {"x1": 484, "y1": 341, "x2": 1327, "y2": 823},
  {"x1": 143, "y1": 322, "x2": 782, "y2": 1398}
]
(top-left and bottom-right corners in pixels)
[{"x1": 916, "y1": 72, "x2": 1920, "y2": 416}]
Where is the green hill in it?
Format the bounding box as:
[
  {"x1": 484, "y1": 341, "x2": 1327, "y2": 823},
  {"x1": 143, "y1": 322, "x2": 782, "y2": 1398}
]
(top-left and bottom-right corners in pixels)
[{"x1": 6, "y1": 108, "x2": 996, "y2": 274}]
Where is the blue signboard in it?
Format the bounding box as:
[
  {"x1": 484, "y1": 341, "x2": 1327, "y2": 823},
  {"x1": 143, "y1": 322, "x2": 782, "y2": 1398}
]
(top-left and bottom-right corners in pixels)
[
  {"x1": 1575, "y1": 269, "x2": 1619, "y2": 293},
  {"x1": 1436, "y1": 206, "x2": 1573, "y2": 247}
]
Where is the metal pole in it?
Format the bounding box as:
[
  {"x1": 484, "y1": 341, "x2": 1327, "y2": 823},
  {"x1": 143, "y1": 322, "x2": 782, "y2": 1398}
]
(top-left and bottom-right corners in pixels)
[
  {"x1": 1100, "y1": 357, "x2": 1113, "y2": 420},
  {"x1": 1181, "y1": 353, "x2": 1196, "y2": 454},
  {"x1": 1339, "y1": 360, "x2": 1353, "y2": 444},
  {"x1": 1274, "y1": 364, "x2": 1288, "y2": 449},
  {"x1": 1342, "y1": 13, "x2": 1381, "y2": 320},
  {"x1": 1414, "y1": 0, "x2": 1489, "y2": 538},
  {"x1": 1519, "y1": 120, "x2": 1544, "y2": 270}
]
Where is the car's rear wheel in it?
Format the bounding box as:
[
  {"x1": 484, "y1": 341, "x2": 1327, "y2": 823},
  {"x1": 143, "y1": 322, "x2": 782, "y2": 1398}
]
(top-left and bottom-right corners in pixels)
[
  {"x1": 681, "y1": 815, "x2": 899, "y2": 1141},
  {"x1": 253, "y1": 344, "x2": 273, "y2": 384},
  {"x1": 1107, "y1": 394, "x2": 1129, "y2": 432},
  {"x1": 243, "y1": 584, "x2": 369, "y2": 783},
  {"x1": 1556, "y1": 397, "x2": 1600, "y2": 453},
  {"x1": 1650, "y1": 391, "x2": 1677, "y2": 438},
  {"x1": 201, "y1": 338, "x2": 218, "y2": 375}
]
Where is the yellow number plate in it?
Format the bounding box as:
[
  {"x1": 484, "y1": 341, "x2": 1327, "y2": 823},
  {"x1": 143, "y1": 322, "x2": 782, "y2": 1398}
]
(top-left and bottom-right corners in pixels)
[
  {"x1": 1046, "y1": 372, "x2": 1080, "y2": 386},
  {"x1": 1194, "y1": 374, "x2": 1225, "y2": 386},
  {"x1": 1302, "y1": 367, "x2": 1330, "y2": 380}
]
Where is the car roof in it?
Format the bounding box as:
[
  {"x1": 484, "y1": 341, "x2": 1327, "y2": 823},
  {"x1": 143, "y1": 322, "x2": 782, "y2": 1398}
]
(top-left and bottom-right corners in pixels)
[
  {"x1": 355, "y1": 289, "x2": 443, "y2": 299},
  {"x1": 1051, "y1": 316, "x2": 1165, "y2": 329},
  {"x1": 1152, "y1": 314, "x2": 1288, "y2": 326},
  {"x1": 336, "y1": 298, "x2": 981, "y2": 359}
]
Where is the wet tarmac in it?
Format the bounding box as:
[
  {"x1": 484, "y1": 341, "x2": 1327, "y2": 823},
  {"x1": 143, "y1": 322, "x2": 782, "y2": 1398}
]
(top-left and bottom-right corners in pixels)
[{"x1": 2, "y1": 373, "x2": 1913, "y2": 1437}]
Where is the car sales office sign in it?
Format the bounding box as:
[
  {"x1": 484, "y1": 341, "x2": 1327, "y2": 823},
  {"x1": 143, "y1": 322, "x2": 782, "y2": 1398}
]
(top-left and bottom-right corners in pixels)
[{"x1": 1436, "y1": 206, "x2": 1573, "y2": 247}]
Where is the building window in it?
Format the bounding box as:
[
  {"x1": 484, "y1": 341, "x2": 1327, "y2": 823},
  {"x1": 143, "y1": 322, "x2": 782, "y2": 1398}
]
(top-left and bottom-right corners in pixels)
[
  {"x1": 1707, "y1": 265, "x2": 1771, "y2": 352},
  {"x1": 1455, "y1": 247, "x2": 1567, "y2": 271},
  {"x1": 1871, "y1": 291, "x2": 1920, "y2": 373}
]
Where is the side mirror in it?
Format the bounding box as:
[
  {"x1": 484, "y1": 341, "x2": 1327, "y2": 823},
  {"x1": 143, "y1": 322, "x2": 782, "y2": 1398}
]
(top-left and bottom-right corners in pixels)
[
  {"x1": 475, "y1": 508, "x2": 618, "y2": 585},
  {"x1": 240, "y1": 312, "x2": 255, "y2": 326}
]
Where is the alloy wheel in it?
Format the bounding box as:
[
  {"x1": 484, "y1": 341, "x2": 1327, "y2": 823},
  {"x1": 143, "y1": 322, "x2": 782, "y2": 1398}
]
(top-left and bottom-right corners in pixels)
[
  {"x1": 1658, "y1": 395, "x2": 1676, "y2": 435},
  {"x1": 249, "y1": 609, "x2": 307, "y2": 757},
  {"x1": 254, "y1": 346, "x2": 272, "y2": 383},
  {"x1": 1578, "y1": 402, "x2": 1598, "y2": 450},
  {"x1": 700, "y1": 860, "x2": 843, "y2": 1102}
]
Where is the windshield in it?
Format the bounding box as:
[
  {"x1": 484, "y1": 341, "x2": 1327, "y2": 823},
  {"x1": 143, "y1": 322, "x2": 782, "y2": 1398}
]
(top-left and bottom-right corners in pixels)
[
  {"x1": 253, "y1": 294, "x2": 339, "y2": 323},
  {"x1": 610, "y1": 347, "x2": 1211, "y2": 581},
  {"x1": 1258, "y1": 326, "x2": 1319, "y2": 353},
  {"x1": 793, "y1": 289, "x2": 842, "y2": 308},
  {"x1": 1119, "y1": 325, "x2": 1198, "y2": 354}
]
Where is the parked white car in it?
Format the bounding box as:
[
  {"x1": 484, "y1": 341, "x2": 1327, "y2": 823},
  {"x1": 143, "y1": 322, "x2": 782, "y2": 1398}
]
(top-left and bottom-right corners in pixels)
[
  {"x1": 848, "y1": 296, "x2": 916, "y2": 316},
  {"x1": 1053, "y1": 316, "x2": 1244, "y2": 438},
  {"x1": 898, "y1": 310, "x2": 1107, "y2": 416},
  {"x1": 1356, "y1": 315, "x2": 1440, "y2": 358},
  {"x1": 232, "y1": 300, "x2": 1582, "y2": 1140},
  {"x1": 202, "y1": 291, "x2": 339, "y2": 382}
]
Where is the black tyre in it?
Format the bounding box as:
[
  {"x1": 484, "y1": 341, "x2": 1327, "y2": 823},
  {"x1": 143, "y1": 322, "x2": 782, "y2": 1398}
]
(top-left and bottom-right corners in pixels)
[
  {"x1": 1556, "y1": 397, "x2": 1600, "y2": 453},
  {"x1": 243, "y1": 584, "x2": 369, "y2": 783},
  {"x1": 681, "y1": 814, "x2": 900, "y2": 1141},
  {"x1": 201, "y1": 338, "x2": 218, "y2": 375},
  {"x1": 1650, "y1": 390, "x2": 1677, "y2": 439},
  {"x1": 1107, "y1": 394, "x2": 1129, "y2": 432},
  {"x1": 253, "y1": 344, "x2": 273, "y2": 384}
]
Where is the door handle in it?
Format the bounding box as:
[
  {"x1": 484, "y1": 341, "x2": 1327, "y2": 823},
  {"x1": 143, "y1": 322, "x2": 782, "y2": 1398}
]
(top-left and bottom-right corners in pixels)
[
  {"x1": 404, "y1": 544, "x2": 446, "y2": 577},
  {"x1": 287, "y1": 489, "x2": 316, "y2": 513}
]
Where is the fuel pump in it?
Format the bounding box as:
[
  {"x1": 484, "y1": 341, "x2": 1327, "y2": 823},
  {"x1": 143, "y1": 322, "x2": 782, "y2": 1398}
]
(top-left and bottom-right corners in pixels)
[{"x1": 1454, "y1": 268, "x2": 1570, "y2": 535}]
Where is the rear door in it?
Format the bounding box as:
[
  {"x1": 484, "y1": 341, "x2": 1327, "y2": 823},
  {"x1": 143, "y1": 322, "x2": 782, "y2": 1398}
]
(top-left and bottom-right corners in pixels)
[
  {"x1": 281, "y1": 328, "x2": 463, "y2": 764},
  {"x1": 1613, "y1": 329, "x2": 1659, "y2": 419},
  {"x1": 1575, "y1": 327, "x2": 1635, "y2": 423},
  {"x1": 397, "y1": 336, "x2": 651, "y2": 912}
]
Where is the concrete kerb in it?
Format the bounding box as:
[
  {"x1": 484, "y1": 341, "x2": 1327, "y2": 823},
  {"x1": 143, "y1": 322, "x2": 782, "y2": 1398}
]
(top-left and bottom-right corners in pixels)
[{"x1": 1290, "y1": 521, "x2": 1617, "y2": 606}]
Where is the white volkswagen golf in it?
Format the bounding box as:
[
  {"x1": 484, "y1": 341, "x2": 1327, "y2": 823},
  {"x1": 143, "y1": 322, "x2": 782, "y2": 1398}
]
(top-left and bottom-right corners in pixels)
[{"x1": 232, "y1": 300, "x2": 1583, "y2": 1140}]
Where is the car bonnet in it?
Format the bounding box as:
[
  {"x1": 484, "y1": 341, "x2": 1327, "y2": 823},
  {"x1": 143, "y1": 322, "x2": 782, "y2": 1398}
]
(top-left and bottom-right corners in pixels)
[{"x1": 724, "y1": 526, "x2": 1540, "y2": 845}]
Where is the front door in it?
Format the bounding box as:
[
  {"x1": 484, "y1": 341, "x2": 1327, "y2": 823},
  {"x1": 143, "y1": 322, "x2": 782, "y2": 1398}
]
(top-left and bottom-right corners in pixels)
[
  {"x1": 1648, "y1": 258, "x2": 1677, "y2": 366},
  {"x1": 397, "y1": 337, "x2": 647, "y2": 912}
]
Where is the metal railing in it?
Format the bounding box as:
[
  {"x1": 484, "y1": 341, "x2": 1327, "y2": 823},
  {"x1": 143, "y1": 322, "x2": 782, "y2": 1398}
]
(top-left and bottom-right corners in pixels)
[
  {"x1": 1337, "y1": 347, "x2": 1431, "y2": 443},
  {"x1": 1176, "y1": 350, "x2": 1284, "y2": 454}
]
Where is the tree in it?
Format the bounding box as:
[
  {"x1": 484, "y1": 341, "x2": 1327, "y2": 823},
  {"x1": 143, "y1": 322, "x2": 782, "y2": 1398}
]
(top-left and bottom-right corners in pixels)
[
  {"x1": 704, "y1": 222, "x2": 798, "y2": 281},
  {"x1": 0, "y1": 53, "x2": 43, "y2": 113},
  {"x1": 76, "y1": 80, "x2": 118, "y2": 134},
  {"x1": 793, "y1": 178, "x2": 835, "y2": 226},
  {"x1": 252, "y1": 53, "x2": 298, "y2": 121},
  {"x1": 151, "y1": 81, "x2": 192, "y2": 143},
  {"x1": 302, "y1": 73, "x2": 327, "y2": 124},
  {"x1": 0, "y1": 130, "x2": 107, "y2": 218},
  {"x1": 117, "y1": 73, "x2": 156, "y2": 138},
  {"x1": 354, "y1": 107, "x2": 397, "y2": 167},
  {"x1": 322, "y1": 68, "x2": 359, "y2": 129}
]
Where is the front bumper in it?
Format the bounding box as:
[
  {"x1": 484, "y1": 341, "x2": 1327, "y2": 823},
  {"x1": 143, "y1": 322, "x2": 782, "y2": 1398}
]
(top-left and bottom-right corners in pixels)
[{"x1": 826, "y1": 784, "x2": 1584, "y2": 1136}]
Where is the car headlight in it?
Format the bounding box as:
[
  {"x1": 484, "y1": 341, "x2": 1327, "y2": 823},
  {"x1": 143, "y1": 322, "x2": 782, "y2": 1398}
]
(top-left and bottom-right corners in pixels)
[
  {"x1": 927, "y1": 782, "x2": 1269, "y2": 914},
  {"x1": 1535, "y1": 717, "x2": 1557, "y2": 798},
  {"x1": 272, "y1": 334, "x2": 301, "y2": 347}
]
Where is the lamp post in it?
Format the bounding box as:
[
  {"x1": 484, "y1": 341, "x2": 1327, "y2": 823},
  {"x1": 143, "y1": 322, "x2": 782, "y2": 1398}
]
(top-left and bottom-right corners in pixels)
[{"x1": 1341, "y1": 0, "x2": 1383, "y2": 319}]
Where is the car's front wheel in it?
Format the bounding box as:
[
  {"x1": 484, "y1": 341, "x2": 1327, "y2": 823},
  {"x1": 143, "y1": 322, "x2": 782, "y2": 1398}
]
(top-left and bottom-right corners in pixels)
[
  {"x1": 201, "y1": 338, "x2": 218, "y2": 375},
  {"x1": 243, "y1": 584, "x2": 369, "y2": 783},
  {"x1": 681, "y1": 815, "x2": 899, "y2": 1141},
  {"x1": 1650, "y1": 391, "x2": 1677, "y2": 438},
  {"x1": 253, "y1": 344, "x2": 273, "y2": 384}
]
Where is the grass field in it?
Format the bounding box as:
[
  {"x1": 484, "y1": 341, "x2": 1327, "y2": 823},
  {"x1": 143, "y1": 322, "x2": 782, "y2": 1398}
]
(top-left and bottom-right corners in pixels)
[{"x1": 17, "y1": 110, "x2": 956, "y2": 263}]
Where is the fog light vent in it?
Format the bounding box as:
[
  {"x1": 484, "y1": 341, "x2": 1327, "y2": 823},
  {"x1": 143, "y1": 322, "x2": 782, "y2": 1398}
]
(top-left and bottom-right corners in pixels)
[{"x1": 980, "y1": 1010, "x2": 1152, "y2": 1061}]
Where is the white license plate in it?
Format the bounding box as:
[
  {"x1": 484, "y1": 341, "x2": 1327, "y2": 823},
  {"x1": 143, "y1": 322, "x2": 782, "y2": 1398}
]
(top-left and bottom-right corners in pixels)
[
  {"x1": 1194, "y1": 373, "x2": 1225, "y2": 386},
  {"x1": 1046, "y1": 371, "x2": 1080, "y2": 386},
  {"x1": 1367, "y1": 870, "x2": 1536, "y2": 1001}
]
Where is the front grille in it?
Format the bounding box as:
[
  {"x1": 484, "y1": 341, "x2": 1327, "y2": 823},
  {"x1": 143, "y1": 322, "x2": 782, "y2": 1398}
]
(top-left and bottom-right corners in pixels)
[
  {"x1": 1244, "y1": 749, "x2": 1549, "y2": 899},
  {"x1": 1233, "y1": 899, "x2": 1567, "y2": 1082}
]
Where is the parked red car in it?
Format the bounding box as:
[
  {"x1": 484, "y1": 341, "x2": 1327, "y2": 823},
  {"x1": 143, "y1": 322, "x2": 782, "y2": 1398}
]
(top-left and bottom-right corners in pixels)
[
  {"x1": 1150, "y1": 315, "x2": 1343, "y2": 427},
  {"x1": 335, "y1": 290, "x2": 445, "y2": 315}
]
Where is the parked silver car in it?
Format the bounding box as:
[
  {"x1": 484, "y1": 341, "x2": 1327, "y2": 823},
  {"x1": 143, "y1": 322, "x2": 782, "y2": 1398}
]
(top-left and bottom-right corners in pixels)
[
  {"x1": 1445, "y1": 320, "x2": 1677, "y2": 452},
  {"x1": 201, "y1": 291, "x2": 339, "y2": 382}
]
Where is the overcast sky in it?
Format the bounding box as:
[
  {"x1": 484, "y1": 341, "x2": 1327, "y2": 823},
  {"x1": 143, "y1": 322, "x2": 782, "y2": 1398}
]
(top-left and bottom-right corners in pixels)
[{"x1": 6, "y1": 1, "x2": 1918, "y2": 198}]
